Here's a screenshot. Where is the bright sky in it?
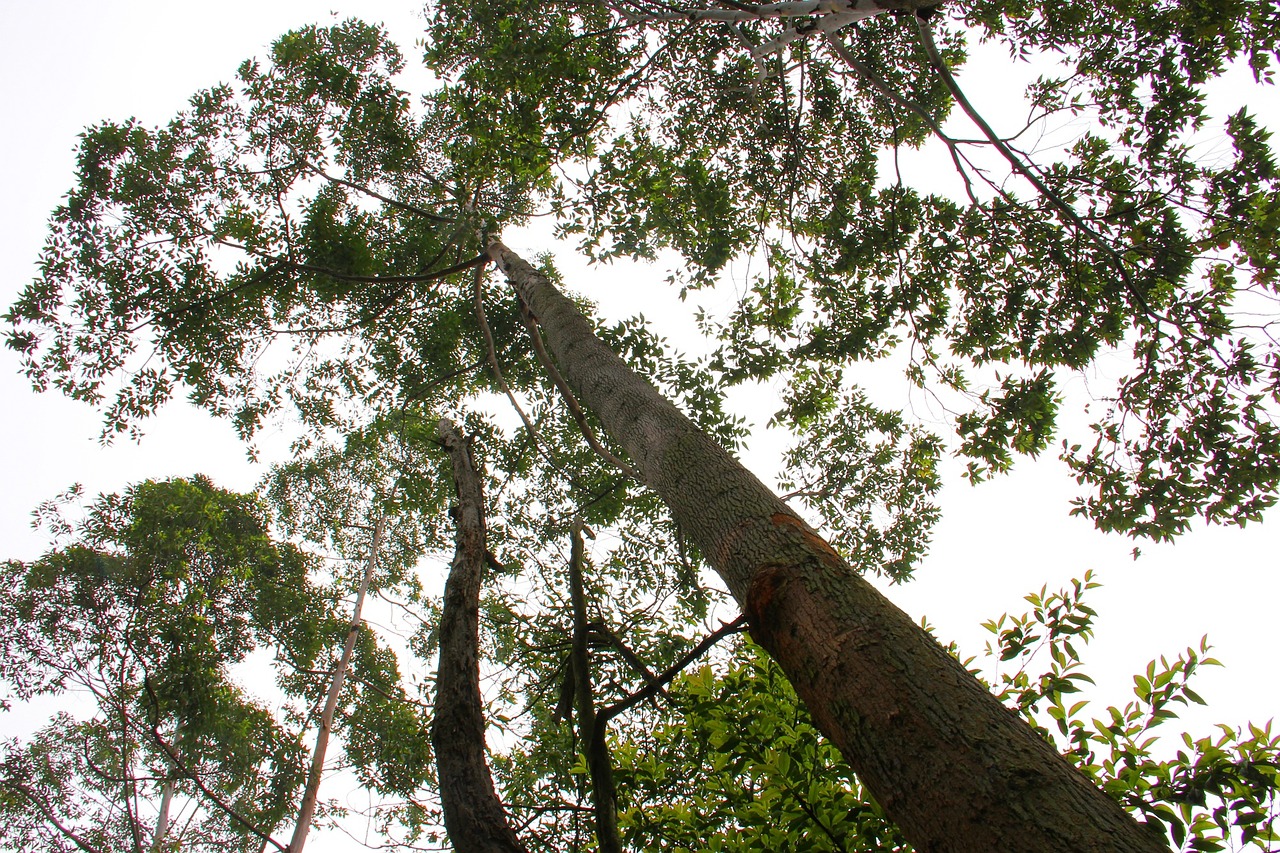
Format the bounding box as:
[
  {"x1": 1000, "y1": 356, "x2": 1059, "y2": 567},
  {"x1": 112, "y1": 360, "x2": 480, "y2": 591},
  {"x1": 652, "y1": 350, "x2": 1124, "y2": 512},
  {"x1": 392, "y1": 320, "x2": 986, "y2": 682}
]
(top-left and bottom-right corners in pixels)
[{"x1": 1, "y1": 0, "x2": 1276, "y2": 829}]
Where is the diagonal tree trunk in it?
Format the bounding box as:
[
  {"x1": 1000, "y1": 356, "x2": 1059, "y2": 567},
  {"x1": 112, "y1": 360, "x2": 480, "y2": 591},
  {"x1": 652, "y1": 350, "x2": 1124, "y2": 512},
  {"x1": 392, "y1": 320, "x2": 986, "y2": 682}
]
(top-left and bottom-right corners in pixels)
[
  {"x1": 434, "y1": 418, "x2": 527, "y2": 853},
  {"x1": 288, "y1": 508, "x2": 387, "y2": 853},
  {"x1": 487, "y1": 241, "x2": 1167, "y2": 853}
]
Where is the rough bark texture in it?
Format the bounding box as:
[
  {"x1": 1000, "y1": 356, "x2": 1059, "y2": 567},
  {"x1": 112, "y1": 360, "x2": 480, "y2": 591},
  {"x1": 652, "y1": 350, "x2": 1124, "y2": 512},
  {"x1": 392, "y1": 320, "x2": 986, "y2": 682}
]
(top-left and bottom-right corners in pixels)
[
  {"x1": 434, "y1": 419, "x2": 527, "y2": 853},
  {"x1": 567, "y1": 520, "x2": 623, "y2": 853},
  {"x1": 489, "y1": 241, "x2": 1169, "y2": 853}
]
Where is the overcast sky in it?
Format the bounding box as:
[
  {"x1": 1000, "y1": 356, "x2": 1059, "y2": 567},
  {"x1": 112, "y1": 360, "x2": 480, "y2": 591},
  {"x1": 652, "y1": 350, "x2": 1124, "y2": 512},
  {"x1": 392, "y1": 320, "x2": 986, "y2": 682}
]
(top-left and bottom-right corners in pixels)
[{"x1": 2, "y1": 0, "x2": 1276, "y2": 811}]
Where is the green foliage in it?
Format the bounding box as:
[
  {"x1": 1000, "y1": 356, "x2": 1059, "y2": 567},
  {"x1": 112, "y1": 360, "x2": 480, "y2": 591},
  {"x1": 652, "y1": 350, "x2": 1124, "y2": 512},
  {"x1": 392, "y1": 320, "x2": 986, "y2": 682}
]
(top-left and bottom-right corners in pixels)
[
  {"x1": 6, "y1": 20, "x2": 475, "y2": 443},
  {"x1": 982, "y1": 574, "x2": 1280, "y2": 851},
  {"x1": 425, "y1": 0, "x2": 639, "y2": 186},
  {"x1": 957, "y1": 371, "x2": 1060, "y2": 481},
  {"x1": 0, "y1": 478, "x2": 319, "y2": 852},
  {"x1": 423, "y1": 0, "x2": 1280, "y2": 541},
  {"x1": 0, "y1": 476, "x2": 436, "y2": 851},
  {"x1": 267, "y1": 410, "x2": 453, "y2": 585},
  {"x1": 776, "y1": 380, "x2": 941, "y2": 578},
  {"x1": 608, "y1": 575, "x2": 1279, "y2": 852},
  {"x1": 614, "y1": 657, "x2": 907, "y2": 852}
]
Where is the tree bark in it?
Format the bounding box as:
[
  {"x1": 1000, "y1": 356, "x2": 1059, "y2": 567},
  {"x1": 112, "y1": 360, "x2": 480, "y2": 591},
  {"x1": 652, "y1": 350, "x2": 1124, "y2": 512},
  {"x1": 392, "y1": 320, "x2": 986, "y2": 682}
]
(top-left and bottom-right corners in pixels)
[
  {"x1": 434, "y1": 418, "x2": 527, "y2": 853},
  {"x1": 488, "y1": 241, "x2": 1168, "y2": 853},
  {"x1": 567, "y1": 519, "x2": 623, "y2": 853},
  {"x1": 288, "y1": 509, "x2": 386, "y2": 853}
]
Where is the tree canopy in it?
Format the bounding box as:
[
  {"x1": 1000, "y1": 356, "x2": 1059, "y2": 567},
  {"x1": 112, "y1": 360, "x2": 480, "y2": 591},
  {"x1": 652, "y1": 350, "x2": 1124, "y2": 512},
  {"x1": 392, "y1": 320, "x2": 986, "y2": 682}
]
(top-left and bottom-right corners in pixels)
[{"x1": 4, "y1": 1, "x2": 1280, "y2": 850}]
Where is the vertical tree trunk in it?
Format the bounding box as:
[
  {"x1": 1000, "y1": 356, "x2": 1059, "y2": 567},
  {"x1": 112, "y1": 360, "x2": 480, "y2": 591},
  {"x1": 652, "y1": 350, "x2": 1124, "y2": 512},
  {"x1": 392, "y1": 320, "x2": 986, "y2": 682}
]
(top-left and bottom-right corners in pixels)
[
  {"x1": 150, "y1": 720, "x2": 182, "y2": 853},
  {"x1": 434, "y1": 419, "x2": 527, "y2": 853},
  {"x1": 567, "y1": 520, "x2": 623, "y2": 853},
  {"x1": 288, "y1": 511, "x2": 387, "y2": 853},
  {"x1": 488, "y1": 241, "x2": 1167, "y2": 853}
]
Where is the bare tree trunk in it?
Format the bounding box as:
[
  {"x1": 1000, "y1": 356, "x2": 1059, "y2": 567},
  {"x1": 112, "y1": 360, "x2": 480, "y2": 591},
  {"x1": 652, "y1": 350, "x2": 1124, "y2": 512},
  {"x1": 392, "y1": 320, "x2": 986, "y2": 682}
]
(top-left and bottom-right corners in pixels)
[
  {"x1": 287, "y1": 510, "x2": 387, "y2": 853},
  {"x1": 433, "y1": 418, "x2": 527, "y2": 853},
  {"x1": 150, "y1": 720, "x2": 181, "y2": 853},
  {"x1": 488, "y1": 241, "x2": 1168, "y2": 853},
  {"x1": 567, "y1": 519, "x2": 622, "y2": 853},
  {"x1": 150, "y1": 780, "x2": 174, "y2": 853}
]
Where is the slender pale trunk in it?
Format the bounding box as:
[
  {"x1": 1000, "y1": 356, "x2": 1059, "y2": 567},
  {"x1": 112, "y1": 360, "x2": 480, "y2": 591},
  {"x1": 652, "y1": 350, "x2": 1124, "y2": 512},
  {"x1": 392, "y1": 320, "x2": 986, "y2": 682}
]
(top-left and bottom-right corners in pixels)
[
  {"x1": 433, "y1": 419, "x2": 526, "y2": 853},
  {"x1": 151, "y1": 781, "x2": 174, "y2": 853},
  {"x1": 287, "y1": 511, "x2": 387, "y2": 853},
  {"x1": 567, "y1": 519, "x2": 622, "y2": 853},
  {"x1": 150, "y1": 720, "x2": 182, "y2": 853},
  {"x1": 488, "y1": 241, "x2": 1167, "y2": 853}
]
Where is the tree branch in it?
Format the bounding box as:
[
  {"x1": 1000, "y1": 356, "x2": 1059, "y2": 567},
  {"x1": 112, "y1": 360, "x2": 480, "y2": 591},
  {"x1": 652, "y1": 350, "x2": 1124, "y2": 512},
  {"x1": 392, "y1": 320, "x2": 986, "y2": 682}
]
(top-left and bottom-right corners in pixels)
[
  {"x1": 518, "y1": 301, "x2": 640, "y2": 481},
  {"x1": 598, "y1": 616, "x2": 749, "y2": 725},
  {"x1": 140, "y1": 679, "x2": 286, "y2": 853},
  {"x1": 587, "y1": 622, "x2": 669, "y2": 700},
  {"x1": 825, "y1": 31, "x2": 979, "y2": 205},
  {"x1": 300, "y1": 160, "x2": 457, "y2": 223},
  {"x1": 0, "y1": 779, "x2": 108, "y2": 853}
]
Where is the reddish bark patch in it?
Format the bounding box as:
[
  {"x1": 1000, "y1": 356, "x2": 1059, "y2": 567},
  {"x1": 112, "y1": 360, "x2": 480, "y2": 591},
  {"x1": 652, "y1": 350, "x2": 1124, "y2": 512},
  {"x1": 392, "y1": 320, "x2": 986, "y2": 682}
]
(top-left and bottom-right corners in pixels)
[
  {"x1": 769, "y1": 512, "x2": 842, "y2": 565},
  {"x1": 744, "y1": 563, "x2": 795, "y2": 648}
]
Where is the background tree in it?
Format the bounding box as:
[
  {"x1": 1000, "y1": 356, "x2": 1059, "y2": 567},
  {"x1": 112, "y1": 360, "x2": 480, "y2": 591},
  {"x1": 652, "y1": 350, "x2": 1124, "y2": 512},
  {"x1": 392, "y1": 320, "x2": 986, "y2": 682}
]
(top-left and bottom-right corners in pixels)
[
  {"x1": 0, "y1": 471, "x2": 437, "y2": 852},
  {"x1": 266, "y1": 413, "x2": 444, "y2": 845},
  {"x1": 0, "y1": 478, "x2": 318, "y2": 852}
]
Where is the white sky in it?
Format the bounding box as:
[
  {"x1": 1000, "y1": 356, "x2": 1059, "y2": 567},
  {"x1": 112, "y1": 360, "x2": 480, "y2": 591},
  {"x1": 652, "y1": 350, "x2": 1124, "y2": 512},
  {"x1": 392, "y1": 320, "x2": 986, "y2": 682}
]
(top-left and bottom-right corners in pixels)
[{"x1": 1, "y1": 0, "x2": 1277, "y2": 832}]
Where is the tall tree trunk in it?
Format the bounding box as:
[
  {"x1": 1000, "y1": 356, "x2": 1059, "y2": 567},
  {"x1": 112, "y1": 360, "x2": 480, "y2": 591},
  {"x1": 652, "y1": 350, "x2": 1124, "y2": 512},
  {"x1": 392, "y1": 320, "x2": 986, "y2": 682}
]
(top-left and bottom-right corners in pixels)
[
  {"x1": 434, "y1": 419, "x2": 527, "y2": 853},
  {"x1": 288, "y1": 510, "x2": 387, "y2": 853},
  {"x1": 567, "y1": 519, "x2": 623, "y2": 853},
  {"x1": 150, "y1": 720, "x2": 182, "y2": 853},
  {"x1": 487, "y1": 241, "x2": 1167, "y2": 853},
  {"x1": 151, "y1": 778, "x2": 174, "y2": 853}
]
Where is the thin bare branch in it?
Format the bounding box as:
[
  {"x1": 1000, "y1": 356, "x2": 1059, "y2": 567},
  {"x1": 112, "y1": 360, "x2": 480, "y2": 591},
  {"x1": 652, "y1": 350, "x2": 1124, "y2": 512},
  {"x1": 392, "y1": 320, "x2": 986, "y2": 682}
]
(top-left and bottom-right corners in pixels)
[
  {"x1": 300, "y1": 161, "x2": 457, "y2": 223},
  {"x1": 474, "y1": 263, "x2": 552, "y2": 456},
  {"x1": 598, "y1": 616, "x2": 749, "y2": 725},
  {"x1": 518, "y1": 302, "x2": 640, "y2": 481}
]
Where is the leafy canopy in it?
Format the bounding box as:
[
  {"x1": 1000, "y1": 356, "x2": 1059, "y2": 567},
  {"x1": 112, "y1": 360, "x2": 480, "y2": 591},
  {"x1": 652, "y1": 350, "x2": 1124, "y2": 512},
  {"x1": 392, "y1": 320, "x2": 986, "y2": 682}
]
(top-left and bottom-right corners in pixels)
[
  {"x1": 0, "y1": 477, "x2": 432, "y2": 851},
  {"x1": 422, "y1": 0, "x2": 1280, "y2": 540}
]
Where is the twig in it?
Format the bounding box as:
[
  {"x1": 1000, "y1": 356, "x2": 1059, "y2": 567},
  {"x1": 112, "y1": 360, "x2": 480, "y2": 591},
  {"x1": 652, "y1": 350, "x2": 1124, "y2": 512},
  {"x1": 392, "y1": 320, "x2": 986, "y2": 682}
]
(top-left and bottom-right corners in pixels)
[{"x1": 300, "y1": 160, "x2": 458, "y2": 221}]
